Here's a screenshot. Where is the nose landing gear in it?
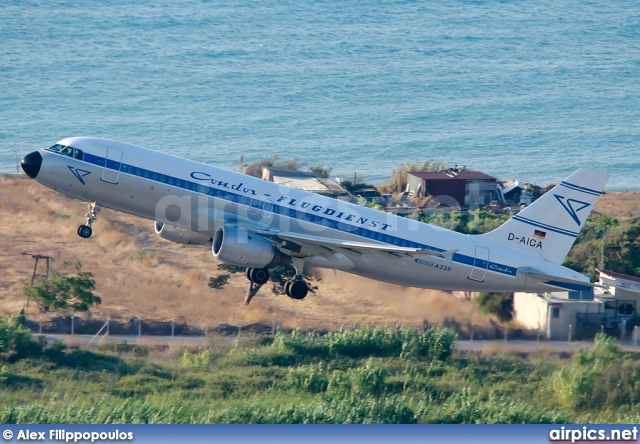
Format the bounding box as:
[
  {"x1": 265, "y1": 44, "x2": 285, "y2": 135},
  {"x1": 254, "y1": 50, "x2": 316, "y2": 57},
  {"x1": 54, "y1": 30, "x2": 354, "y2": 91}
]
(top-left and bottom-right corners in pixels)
[{"x1": 77, "y1": 202, "x2": 101, "y2": 239}]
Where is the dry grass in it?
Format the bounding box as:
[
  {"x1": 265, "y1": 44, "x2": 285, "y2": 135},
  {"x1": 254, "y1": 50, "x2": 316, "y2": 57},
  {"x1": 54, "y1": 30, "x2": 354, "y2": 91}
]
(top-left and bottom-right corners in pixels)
[
  {"x1": 2, "y1": 173, "x2": 638, "y2": 332},
  {"x1": 594, "y1": 191, "x2": 640, "y2": 220}
]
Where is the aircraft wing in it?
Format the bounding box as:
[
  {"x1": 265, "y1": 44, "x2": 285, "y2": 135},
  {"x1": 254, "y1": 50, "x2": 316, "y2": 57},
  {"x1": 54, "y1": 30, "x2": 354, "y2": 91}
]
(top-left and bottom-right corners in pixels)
[
  {"x1": 518, "y1": 267, "x2": 605, "y2": 291},
  {"x1": 250, "y1": 229, "x2": 457, "y2": 260}
]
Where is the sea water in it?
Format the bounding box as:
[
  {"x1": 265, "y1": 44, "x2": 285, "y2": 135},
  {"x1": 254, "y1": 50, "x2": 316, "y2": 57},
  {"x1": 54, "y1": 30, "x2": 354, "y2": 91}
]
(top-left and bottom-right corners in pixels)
[{"x1": 1, "y1": 0, "x2": 638, "y2": 189}]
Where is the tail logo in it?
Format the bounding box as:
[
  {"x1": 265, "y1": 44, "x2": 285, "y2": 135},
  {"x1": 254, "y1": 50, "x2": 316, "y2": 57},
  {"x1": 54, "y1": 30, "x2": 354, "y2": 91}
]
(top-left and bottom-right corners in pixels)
[{"x1": 553, "y1": 194, "x2": 591, "y2": 226}]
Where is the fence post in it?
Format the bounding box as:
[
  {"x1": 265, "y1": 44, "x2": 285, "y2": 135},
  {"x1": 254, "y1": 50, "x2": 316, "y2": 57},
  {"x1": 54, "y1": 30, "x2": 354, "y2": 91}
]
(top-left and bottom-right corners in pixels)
[
  {"x1": 568, "y1": 324, "x2": 572, "y2": 342},
  {"x1": 39, "y1": 317, "x2": 42, "y2": 334},
  {"x1": 601, "y1": 324, "x2": 604, "y2": 335},
  {"x1": 204, "y1": 318, "x2": 208, "y2": 338},
  {"x1": 138, "y1": 315, "x2": 141, "y2": 338},
  {"x1": 107, "y1": 317, "x2": 110, "y2": 335},
  {"x1": 635, "y1": 326, "x2": 638, "y2": 347},
  {"x1": 71, "y1": 315, "x2": 74, "y2": 335},
  {"x1": 620, "y1": 319, "x2": 627, "y2": 340},
  {"x1": 504, "y1": 326, "x2": 508, "y2": 342},
  {"x1": 171, "y1": 319, "x2": 175, "y2": 337},
  {"x1": 470, "y1": 324, "x2": 474, "y2": 342}
]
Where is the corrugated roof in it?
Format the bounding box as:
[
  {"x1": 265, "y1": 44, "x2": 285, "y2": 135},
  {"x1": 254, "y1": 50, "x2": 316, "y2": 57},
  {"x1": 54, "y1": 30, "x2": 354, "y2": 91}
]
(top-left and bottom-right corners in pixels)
[{"x1": 408, "y1": 170, "x2": 496, "y2": 181}]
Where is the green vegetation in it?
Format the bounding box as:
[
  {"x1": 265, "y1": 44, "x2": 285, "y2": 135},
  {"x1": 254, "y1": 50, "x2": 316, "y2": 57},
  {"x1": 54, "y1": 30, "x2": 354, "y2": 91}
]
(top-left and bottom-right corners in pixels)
[
  {"x1": 23, "y1": 260, "x2": 101, "y2": 313},
  {"x1": 475, "y1": 293, "x2": 513, "y2": 322},
  {"x1": 308, "y1": 161, "x2": 333, "y2": 178},
  {"x1": 415, "y1": 209, "x2": 511, "y2": 235},
  {"x1": 563, "y1": 216, "x2": 640, "y2": 280},
  {"x1": 1, "y1": 318, "x2": 639, "y2": 424}
]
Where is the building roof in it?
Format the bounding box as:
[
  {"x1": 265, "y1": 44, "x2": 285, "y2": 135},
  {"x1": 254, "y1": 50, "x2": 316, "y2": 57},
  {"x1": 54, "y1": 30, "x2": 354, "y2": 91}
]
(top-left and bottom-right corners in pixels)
[
  {"x1": 408, "y1": 170, "x2": 496, "y2": 181},
  {"x1": 262, "y1": 166, "x2": 346, "y2": 196},
  {"x1": 597, "y1": 269, "x2": 640, "y2": 293}
]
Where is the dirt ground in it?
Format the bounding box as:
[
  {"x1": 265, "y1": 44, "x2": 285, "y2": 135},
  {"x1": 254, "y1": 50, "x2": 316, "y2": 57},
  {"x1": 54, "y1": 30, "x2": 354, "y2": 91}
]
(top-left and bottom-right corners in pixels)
[{"x1": 0, "y1": 174, "x2": 637, "y2": 332}]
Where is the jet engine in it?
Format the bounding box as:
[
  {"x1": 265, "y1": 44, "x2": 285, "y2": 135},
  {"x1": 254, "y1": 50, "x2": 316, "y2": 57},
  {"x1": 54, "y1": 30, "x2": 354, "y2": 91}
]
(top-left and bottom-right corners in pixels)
[
  {"x1": 213, "y1": 225, "x2": 287, "y2": 268},
  {"x1": 154, "y1": 222, "x2": 212, "y2": 245}
]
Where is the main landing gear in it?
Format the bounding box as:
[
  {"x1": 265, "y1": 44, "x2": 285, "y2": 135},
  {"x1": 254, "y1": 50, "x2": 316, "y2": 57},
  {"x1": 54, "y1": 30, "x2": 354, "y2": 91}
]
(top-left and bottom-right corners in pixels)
[
  {"x1": 77, "y1": 202, "x2": 101, "y2": 239},
  {"x1": 244, "y1": 267, "x2": 270, "y2": 305},
  {"x1": 284, "y1": 276, "x2": 308, "y2": 300},
  {"x1": 243, "y1": 262, "x2": 310, "y2": 304},
  {"x1": 285, "y1": 257, "x2": 309, "y2": 300}
]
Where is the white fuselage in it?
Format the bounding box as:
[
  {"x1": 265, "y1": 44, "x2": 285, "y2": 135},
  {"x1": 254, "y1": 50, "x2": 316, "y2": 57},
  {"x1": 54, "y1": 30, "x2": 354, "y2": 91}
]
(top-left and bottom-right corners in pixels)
[{"x1": 31, "y1": 137, "x2": 587, "y2": 292}]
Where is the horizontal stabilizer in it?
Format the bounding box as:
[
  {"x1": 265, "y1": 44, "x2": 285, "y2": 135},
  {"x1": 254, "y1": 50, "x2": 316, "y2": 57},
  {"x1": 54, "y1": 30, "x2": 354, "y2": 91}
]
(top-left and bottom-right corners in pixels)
[{"x1": 518, "y1": 267, "x2": 604, "y2": 292}]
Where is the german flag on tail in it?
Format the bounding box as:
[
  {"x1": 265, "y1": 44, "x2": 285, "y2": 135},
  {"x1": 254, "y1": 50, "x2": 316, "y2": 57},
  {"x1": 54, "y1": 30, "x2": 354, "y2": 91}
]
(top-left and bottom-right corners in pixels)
[{"x1": 534, "y1": 230, "x2": 546, "y2": 239}]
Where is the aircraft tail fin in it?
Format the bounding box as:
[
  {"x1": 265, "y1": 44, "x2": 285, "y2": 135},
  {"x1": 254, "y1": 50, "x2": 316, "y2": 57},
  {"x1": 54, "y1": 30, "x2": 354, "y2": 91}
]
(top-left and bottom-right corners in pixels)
[{"x1": 481, "y1": 168, "x2": 610, "y2": 264}]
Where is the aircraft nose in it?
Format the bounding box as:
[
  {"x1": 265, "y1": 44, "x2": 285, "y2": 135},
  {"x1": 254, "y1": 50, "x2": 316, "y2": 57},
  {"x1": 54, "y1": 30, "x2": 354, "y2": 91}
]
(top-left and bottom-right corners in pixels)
[{"x1": 21, "y1": 151, "x2": 42, "y2": 179}]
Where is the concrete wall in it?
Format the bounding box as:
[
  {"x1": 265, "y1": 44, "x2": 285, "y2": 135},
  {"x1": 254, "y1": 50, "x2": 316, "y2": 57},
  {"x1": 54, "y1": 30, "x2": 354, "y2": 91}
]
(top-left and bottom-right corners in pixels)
[
  {"x1": 513, "y1": 292, "x2": 548, "y2": 332},
  {"x1": 514, "y1": 292, "x2": 605, "y2": 340}
]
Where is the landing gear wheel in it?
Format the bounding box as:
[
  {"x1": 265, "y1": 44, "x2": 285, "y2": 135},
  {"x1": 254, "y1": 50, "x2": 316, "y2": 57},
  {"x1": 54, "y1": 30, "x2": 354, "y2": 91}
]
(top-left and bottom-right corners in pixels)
[
  {"x1": 284, "y1": 280, "x2": 293, "y2": 297},
  {"x1": 249, "y1": 268, "x2": 269, "y2": 285},
  {"x1": 288, "y1": 280, "x2": 308, "y2": 300},
  {"x1": 77, "y1": 225, "x2": 92, "y2": 239},
  {"x1": 78, "y1": 201, "x2": 100, "y2": 239}
]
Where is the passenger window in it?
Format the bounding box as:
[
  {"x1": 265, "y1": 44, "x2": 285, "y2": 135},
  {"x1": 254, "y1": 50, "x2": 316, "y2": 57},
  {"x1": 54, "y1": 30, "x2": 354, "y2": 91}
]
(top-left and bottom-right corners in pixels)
[{"x1": 73, "y1": 149, "x2": 84, "y2": 160}]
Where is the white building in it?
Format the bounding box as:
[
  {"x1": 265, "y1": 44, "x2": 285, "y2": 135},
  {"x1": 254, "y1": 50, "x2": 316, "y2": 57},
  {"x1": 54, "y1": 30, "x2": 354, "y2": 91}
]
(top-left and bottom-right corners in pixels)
[{"x1": 513, "y1": 269, "x2": 640, "y2": 340}]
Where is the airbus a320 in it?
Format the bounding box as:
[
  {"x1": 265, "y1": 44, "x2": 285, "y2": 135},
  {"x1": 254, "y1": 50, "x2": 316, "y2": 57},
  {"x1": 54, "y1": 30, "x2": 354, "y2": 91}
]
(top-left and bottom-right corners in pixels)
[{"x1": 21, "y1": 138, "x2": 609, "y2": 303}]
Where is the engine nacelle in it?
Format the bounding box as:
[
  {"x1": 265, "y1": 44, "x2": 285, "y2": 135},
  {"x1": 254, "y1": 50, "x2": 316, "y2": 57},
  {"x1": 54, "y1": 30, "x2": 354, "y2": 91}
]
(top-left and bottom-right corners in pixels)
[
  {"x1": 154, "y1": 222, "x2": 212, "y2": 245},
  {"x1": 213, "y1": 225, "x2": 281, "y2": 268}
]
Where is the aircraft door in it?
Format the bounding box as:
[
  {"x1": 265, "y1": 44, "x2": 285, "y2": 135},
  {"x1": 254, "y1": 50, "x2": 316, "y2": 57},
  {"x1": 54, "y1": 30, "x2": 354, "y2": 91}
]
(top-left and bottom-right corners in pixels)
[
  {"x1": 468, "y1": 246, "x2": 490, "y2": 282},
  {"x1": 102, "y1": 148, "x2": 123, "y2": 184}
]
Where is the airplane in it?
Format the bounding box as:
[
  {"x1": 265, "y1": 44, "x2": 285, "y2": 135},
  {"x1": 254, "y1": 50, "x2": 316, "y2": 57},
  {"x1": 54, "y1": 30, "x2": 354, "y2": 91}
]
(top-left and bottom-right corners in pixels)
[{"x1": 20, "y1": 137, "x2": 609, "y2": 304}]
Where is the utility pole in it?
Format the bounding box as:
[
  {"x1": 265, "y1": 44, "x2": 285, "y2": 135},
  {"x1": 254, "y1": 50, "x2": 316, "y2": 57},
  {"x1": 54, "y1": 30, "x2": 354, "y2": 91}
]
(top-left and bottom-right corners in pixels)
[
  {"x1": 600, "y1": 226, "x2": 607, "y2": 270},
  {"x1": 22, "y1": 252, "x2": 53, "y2": 285}
]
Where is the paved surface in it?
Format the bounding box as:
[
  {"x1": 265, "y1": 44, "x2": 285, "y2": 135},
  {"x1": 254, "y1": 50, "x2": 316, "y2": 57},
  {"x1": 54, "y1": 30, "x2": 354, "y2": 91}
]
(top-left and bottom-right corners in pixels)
[{"x1": 42, "y1": 334, "x2": 640, "y2": 352}]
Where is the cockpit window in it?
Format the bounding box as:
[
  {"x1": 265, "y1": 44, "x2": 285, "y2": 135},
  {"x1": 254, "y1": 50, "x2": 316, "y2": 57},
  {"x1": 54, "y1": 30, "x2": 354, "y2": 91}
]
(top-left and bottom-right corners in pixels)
[{"x1": 45, "y1": 144, "x2": 84, "y2": 161}]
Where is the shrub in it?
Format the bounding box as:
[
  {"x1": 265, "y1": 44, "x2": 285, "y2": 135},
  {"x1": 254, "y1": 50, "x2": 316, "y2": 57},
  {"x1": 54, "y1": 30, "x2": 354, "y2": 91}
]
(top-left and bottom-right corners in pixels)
[
  {"x1": 476, "y1": 293, "x2": 513, "y2": 322},
  {"x1": 288, "y1": 363, "x2": 329, "y2": 393},
  {"x1": 182, "y1": 349, "x2": 213, "y2": 369},
  {"x1": 550, "y1": 334, "x2": 640, "y2": 411},
  {"x1": 0, "y1": 316, "x2": 41, "y2": 360},
  {"x1": 23, "y1": 260, "x2": 101, "y2": 312},
  {"x1": 273, "y1": 326, "x2": 456, "y2": 361}
]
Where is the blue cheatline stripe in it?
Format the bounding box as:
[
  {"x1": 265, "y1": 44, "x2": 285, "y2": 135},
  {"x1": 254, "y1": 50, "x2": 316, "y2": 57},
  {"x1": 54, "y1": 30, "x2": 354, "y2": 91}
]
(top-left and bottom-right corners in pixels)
[
  {"x1": 560, "y1": 181, "x2": 601, "y2": 196},
  {"x1": 77, "y1": 152, "x2": 519, "y2": 277},
  {"x1": 513, "y1": 215, "x2": 579, "y2": 238},
  {"x1": 544, "y1": 280, "x2": 592, "y2": 291}
]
